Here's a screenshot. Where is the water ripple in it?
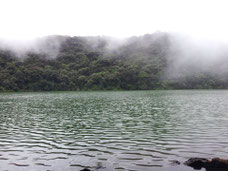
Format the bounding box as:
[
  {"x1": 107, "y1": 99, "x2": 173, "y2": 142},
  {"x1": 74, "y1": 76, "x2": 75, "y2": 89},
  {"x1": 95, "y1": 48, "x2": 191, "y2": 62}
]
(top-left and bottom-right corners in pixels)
[{"x1": 0, "y1": 90, "x2": 228, "y2": 170}]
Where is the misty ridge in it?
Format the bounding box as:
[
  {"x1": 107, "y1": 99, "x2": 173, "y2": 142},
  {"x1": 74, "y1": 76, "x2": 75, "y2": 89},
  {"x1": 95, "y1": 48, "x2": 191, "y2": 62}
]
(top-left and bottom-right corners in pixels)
[
  {"x1": 1, "y1": 32, "x2": 228, "y2": 91},
  {"x1": 0, "y1": 36, "x2": 66, "y2": 59},
  {"x1": 1, "y1": 32, "x2": 228, "y2": 75}
]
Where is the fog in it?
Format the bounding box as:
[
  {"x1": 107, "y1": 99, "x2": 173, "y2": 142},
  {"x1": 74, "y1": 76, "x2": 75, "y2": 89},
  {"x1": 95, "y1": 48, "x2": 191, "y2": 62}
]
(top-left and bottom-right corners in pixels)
[
  {"x1": 0, "y1": 36, "x2": 66, "y2": 59},
  {"x1": 1, "y1": 0, "x2": 228, "y2": 77},
  {"x1": 164, "y1": 33, "x2": 228, "y2": 79},
  {"x1": 1, "y1": 32, "x2": 228, "y2": 81}
]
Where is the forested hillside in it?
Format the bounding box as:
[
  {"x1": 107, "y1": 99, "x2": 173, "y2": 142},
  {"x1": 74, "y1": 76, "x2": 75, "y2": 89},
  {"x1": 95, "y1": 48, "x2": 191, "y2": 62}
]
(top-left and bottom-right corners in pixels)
[{"x1": 1, "y1": 32, "x2": 228, "y2": 91}]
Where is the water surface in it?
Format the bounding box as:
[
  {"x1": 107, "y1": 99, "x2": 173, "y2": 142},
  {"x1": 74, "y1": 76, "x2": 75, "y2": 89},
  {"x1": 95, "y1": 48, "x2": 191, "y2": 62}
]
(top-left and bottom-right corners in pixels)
[{"x1": 0, "y1": 90, "x2": 228, "y2": 171}]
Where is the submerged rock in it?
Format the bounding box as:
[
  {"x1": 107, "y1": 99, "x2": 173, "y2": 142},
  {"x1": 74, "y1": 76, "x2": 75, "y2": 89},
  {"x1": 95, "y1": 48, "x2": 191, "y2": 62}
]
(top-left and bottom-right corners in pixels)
[
  {"x1": 80, "y1": 169, "x2": 91, "y2": 171},
  {"x1": 80, "y1": 167, "x2": 108, "y2": 171},
  {"x1": 169, "y1": 160, "x2": 181, "y2": 165},
  {"x1": 80, "y1": 162, "x2": 107, "y2": 171},
  {"x1": 184, "y1": 157, "x2": 228, "y2": 170}
]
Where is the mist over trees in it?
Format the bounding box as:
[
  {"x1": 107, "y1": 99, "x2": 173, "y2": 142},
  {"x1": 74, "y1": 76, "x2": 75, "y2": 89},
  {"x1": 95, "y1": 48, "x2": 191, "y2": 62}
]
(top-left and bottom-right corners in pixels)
[{"x1": 0, "y1": 32, "x2": 228, "y2": 92}]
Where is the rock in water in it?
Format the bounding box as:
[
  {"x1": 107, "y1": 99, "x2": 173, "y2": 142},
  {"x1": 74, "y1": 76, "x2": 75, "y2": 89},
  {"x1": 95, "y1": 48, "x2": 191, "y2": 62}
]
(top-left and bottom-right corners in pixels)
[
  {"x1": 184, "y1": 158, "x2": 210, "y2": 169},
  {"x1": 210, "y1": 158, "x2": 228, "y2": 169},
  {"x1": 184, "y1": 157, "x2": 228, "y2": 170},
  {"x1": 80, "y1": 168, "x2": 91, "y2": 171},
  {"x1": 169, "y1": 160, "x2": 181, "y2": 165}
]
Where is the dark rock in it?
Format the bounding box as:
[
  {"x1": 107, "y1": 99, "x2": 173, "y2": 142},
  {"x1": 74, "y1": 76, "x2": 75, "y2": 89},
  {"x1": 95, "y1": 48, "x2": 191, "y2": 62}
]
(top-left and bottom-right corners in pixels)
[
  {"x1": 209, "y1": 158, "x2": 228, "y2": 169},
  {"x1": 80, "y1": 168, "x2": 91, "y2": 171},
  {"x1": 184, "y1": 157, "x2": 228, "y2": 170},
  {"x1": 184, "y1": 158, "x2": 210, "y2": 169}
]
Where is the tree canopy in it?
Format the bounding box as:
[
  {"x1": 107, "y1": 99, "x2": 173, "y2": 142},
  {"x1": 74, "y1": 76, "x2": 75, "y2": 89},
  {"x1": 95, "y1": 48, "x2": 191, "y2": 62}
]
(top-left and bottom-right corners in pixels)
[{"x1": 0, "y1": 33, "x2": 228, "y2": 92}]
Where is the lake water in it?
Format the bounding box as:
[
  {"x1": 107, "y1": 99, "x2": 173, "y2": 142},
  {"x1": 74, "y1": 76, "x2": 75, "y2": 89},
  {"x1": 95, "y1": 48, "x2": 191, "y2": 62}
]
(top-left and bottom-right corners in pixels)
[{"x1": 0, "y1": 90, "x2": 228, "y2": 171}]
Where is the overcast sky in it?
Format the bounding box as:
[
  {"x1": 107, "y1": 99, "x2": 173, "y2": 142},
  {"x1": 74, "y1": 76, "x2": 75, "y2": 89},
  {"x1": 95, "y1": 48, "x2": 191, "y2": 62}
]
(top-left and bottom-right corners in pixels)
[{"x1": 0, "y1": 0, "x2": 228, "y2": 41}]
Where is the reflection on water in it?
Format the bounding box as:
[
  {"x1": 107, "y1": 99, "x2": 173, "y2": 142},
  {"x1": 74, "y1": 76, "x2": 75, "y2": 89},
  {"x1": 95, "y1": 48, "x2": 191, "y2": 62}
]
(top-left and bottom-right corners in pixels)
[{"x1": 0, "y1": 90, "x2": 228, "y2": 171}]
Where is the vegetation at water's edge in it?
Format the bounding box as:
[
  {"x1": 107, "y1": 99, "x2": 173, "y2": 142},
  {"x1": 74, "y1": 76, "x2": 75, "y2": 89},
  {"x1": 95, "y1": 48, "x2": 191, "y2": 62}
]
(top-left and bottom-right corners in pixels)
[{"x1": 1, "y1": 32, "x2": 228, "y2": 92}]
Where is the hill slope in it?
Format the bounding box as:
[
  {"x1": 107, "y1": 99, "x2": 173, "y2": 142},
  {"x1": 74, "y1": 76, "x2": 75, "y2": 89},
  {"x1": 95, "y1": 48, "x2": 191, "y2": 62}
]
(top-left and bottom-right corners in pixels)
[{"x1": 0, "y1": 33, "x2": 228, "y2": 91}]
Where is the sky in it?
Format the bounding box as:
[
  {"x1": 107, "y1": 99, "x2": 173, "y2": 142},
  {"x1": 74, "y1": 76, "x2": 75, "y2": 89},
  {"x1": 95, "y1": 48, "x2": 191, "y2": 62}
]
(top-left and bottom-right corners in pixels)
[{"x1": 0, "y1": 0, "x2": 228, "y2": 41}]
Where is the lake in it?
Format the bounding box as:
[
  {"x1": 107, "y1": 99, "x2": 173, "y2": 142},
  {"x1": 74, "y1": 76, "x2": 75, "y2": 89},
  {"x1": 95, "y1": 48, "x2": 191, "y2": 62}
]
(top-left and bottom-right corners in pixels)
[{"x1": 0, "y1": 90, "x2": 227, "y2": 171}]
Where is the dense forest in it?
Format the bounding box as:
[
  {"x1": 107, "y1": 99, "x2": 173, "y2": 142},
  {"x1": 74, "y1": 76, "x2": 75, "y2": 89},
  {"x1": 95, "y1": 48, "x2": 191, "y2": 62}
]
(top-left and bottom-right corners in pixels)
[{"x1": 1, "y1": 32, "x2": 228, "y2": 92}]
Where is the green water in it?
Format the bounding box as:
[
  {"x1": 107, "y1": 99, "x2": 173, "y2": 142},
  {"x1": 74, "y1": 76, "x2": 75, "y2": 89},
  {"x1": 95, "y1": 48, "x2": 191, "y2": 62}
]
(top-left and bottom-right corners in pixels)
[{"x1": 0, "y1": 90, "x2": 228, "y2": 171}]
